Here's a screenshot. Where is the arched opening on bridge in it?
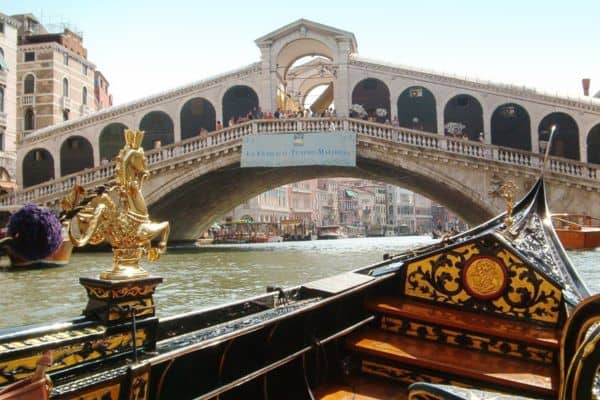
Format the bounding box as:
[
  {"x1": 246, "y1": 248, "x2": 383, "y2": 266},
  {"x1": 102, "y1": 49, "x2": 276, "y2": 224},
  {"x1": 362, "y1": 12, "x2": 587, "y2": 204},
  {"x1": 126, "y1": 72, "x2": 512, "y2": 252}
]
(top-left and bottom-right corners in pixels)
[
  {"x1": 139, "y1": 111, "x2": 175, "y2": 150},
  {"x1": 444, "y1": 94, "x2": 483, "y2": 140},
  {"x1": 303, "y1": 83, "x2": 334, "y2": 114},
  {"x1": 351, "y1": 78, "x2": 390, "y2": 122},
  {"x1": 278, "y1": 39, "x2": 335, "y2": 81},
  {"x1": 538, "y1": 112, "x2": 579, "y2": 160},
  {"x1": 491, "y1": 103, "x2": 531, "y2": 150},
  {"x1": 60, "y1": 136, "x2": 94, "y2": 176},
  {"x1": 222, "y1": 85, "x2": 259, "y2": 127},
  {"x1": 0, "y1": 167, "x2": 11, "y2": 196},
  {"x1": 99, "y1": 122, "x2": 128, "y2": 162},
  {"x1": 22, "y1": 148, "x2": 54, "y2": 188},
  {"x1": 180, "y1": 97, "x2": 216, "y2": 140},
  {"x1": 587, "y1": 124, "x2": 600, "y2": 164},
  {"x1": 396, "y1": 86, "x2": 437, "y2": 133}
]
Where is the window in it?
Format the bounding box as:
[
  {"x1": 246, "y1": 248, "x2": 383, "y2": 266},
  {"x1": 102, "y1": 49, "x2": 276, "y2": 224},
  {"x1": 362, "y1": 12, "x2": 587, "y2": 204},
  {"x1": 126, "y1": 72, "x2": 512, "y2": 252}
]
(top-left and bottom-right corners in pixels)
[
  {"x1": 62, "y1": 78, "x2": 69, "y2": 97},
  {"x1": 24, "y1": 52, "x2": 35, "y2": 62},
  {"x1": 63, "y1": 110, "x2": 69, "y2": 121},
  {"x1": 0, "y1": 132, "x2": 4, "y2": 151},
  {"x1": 24, "y1": 75, "x2": 35, "y2": 94},
  {"x1": 0, "y1": 22, "x2": 4, "y2": 34},
  {"x1": 0, "y1": 48, "x2": 5, "y2": 71},
  {"x1": 63, "y1": 53, "x2": 69, "y2": 65},
  {"x1": 82, "y1": 64, "x2": 88, "y2": 76},
  {"x1": 24, "y1": 108, "x2": 35, "y2": 130},
  {"x1": 0, "y1": 87, "x2": 4, "y2": 112},
  {"x1": 82, "y1": 86, "x2": 87, "y2": 105}
]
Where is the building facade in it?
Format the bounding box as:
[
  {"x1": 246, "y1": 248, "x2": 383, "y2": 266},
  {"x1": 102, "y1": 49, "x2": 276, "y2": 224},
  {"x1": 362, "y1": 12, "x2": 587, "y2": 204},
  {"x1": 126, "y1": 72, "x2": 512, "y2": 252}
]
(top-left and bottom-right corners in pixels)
[
  {"x1": 14, "y1": 14, "x2": 99, "y2": 139},
  {"x1": 0, "y1": 13, "x2": 19, "y2": 190}
]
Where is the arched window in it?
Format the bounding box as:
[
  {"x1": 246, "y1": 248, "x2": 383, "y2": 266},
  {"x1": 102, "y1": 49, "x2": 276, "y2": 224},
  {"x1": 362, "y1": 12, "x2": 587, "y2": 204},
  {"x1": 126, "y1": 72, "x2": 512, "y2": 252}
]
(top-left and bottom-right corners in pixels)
[
  {"x1": 490, "y1": 103, "x2": 531, "y2": 150},
  {"x1": 396, "y1": 86, "x2": 437, "y2": 133},
  {"x1": 62, "y1": 78, "x2": 69, "y2": 97},
  {"x1": 443, "y1": 94, "x2": 483, "y2": 141},
  {"x1": 99, "y1": 122, "x2": 128, "y2": 161},
  {"x1": 138, "y1": 111, "x2": 174, "y2": 150},
  {"x1": 24, "y1": 108, "x2": 35, "y2": 131},
  {"x1": 22, "y1": 148, "x2": 54, "y2": 187},
  {"x1": 24, "y1": 75, "x2": 35, "y2": 94},
  {"x1": 0, "y1": 87, "x2": 4, "y2": 113},
  {"x1": 587, "y1": 124, "x2": 600, "y2": 165},
  {"x1": 222, "y1": 86, "x2": 259, "y2": 127},
  {"x1": 538, "y1": 112, "x2": 579, "y2": 160},
  {"x1": 60, "y1": 136, "x2": 94, "y2": 176},
  {"x1": 180, "y1": 97, "x2": 216, "y2": 140},
  {"x1": 0, "y1": 47, "x2": 6, "y2": 71},
  {"x1": 82, "y1": 86, "x2": 87, "y2": 105},
  {"x1": 351, "y1": 78, "x2": 391, "y2": 122}
]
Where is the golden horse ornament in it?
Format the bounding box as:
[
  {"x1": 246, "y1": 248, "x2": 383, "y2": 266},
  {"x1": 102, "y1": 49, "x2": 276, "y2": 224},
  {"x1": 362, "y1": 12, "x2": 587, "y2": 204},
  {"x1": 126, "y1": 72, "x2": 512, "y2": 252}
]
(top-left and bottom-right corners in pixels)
[{"x1": 63, "y1": 129, "x2": 170, "y2": 280}]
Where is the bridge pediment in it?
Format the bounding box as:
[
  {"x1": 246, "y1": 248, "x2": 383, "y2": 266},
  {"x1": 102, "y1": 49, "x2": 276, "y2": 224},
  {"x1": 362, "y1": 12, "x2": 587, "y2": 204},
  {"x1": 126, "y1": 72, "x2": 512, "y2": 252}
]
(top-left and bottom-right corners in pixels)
[{"x1": 255, "y1": 19, "x2": 357, "y2": 51}]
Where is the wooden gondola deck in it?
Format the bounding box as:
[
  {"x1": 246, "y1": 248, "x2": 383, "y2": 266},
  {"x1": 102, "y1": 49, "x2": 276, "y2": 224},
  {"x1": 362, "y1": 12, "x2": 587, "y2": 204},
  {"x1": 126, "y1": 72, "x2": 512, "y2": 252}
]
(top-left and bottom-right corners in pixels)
[{"x1": 314, "y1": 376, "x2": 407, "y2": 399}]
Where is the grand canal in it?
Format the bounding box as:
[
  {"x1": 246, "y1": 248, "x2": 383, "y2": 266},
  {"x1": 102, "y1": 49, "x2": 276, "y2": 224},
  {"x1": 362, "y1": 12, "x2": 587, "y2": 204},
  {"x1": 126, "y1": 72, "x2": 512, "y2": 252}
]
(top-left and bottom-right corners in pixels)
[{"x1": 0, "y1": 236, "x2": 598, "y2": 328}]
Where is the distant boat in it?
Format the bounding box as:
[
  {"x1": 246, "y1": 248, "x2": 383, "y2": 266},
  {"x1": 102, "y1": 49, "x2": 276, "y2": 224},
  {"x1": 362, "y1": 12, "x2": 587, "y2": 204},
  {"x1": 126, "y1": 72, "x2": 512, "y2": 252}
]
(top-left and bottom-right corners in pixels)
[
  {"x1": 552, "y1": 214, "x2": 600, "y2": 250},
  {"x1": 0, "y1": 205, "x2": 73, "y2": 269},
  {"x1": 317, "y1": 225, "x2": 346, "y2": 240}
]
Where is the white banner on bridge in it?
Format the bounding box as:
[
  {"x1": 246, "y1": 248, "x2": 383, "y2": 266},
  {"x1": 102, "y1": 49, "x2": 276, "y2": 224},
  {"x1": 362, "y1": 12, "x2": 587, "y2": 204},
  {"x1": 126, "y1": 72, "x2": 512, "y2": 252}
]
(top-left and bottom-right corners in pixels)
[{"x1": 241, "y1": 132, "x2": 356, "y2": 168}]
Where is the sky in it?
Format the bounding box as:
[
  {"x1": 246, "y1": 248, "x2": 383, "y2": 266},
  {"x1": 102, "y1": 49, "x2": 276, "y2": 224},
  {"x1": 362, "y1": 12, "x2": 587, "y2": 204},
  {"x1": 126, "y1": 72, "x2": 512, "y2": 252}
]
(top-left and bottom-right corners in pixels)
[{"x1": 4, "y1": 0, "x2": 600, "y2": 105}]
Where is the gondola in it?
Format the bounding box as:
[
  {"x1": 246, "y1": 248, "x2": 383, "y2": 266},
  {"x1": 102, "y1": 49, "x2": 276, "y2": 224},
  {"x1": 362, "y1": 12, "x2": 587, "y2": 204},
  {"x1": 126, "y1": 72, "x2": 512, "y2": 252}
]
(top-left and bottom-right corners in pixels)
[{"x1": 0, "y1": 130, "x2": 598, "y2": 400}]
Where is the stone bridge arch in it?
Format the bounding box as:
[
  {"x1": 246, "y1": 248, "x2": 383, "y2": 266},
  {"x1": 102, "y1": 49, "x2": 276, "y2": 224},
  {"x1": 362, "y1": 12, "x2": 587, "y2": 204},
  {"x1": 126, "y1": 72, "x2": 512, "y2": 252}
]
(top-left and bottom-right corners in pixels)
[{"x1": 144, "y1": 136, "x2": 498, "y2": 241}]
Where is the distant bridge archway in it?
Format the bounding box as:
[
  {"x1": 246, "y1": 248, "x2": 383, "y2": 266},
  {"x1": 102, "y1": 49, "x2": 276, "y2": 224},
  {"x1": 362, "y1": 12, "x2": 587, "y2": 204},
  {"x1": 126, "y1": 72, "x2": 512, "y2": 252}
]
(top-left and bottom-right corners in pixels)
[
  {"x1": 99, "y1": 122, "x2": 129, "y2": 162},
  {"x1": 139, "y1": 111, "x2": 174, "y2": 150},
  {"x1": 397, "y1": 86, "x2": 437, "y2": 133},
  {"x1": 491, "y1": 103, "x2": 531, "y2": 151},
  {"x1": 222, "y1": 85, "x2": 259, "y2": 127},
  {"x1": 22, "y1": 148, "x2": 54, "y2": 188}
]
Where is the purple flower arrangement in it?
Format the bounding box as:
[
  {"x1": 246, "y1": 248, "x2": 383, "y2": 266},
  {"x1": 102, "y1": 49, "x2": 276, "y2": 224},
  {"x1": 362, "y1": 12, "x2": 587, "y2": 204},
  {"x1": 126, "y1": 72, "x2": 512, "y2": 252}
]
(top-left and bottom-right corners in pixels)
[{"x1": 7, "y1": 204, "x2": 63, "y2": 260}]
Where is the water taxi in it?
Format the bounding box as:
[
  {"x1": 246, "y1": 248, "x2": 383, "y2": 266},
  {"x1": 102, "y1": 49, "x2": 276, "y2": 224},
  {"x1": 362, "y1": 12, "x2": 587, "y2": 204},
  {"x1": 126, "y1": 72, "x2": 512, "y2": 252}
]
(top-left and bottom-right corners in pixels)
[{"x1": 552, "y1": 213, "x2": 600, "y2": 250}]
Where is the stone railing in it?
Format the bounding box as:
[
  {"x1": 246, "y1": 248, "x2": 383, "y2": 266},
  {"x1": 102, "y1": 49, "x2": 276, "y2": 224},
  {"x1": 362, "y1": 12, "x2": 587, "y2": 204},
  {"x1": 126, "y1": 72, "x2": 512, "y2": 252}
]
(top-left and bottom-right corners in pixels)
[{"x1": 3, "y1": 118, "x2": 599, "y2": 206}]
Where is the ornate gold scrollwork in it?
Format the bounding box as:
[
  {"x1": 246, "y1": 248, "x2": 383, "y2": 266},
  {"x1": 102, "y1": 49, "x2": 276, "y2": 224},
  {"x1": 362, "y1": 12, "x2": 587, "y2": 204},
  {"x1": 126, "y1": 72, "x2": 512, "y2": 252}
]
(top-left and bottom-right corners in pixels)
[{"x1": 62, "y1": 130, "x2": 170, "y2": 280}]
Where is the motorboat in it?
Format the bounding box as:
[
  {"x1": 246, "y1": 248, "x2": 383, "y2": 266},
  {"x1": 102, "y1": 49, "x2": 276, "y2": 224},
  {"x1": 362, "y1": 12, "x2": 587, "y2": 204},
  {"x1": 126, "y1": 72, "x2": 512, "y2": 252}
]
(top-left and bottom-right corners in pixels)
[{"x1": 552, "y1": 213, "x2": 600, "y2": 250}]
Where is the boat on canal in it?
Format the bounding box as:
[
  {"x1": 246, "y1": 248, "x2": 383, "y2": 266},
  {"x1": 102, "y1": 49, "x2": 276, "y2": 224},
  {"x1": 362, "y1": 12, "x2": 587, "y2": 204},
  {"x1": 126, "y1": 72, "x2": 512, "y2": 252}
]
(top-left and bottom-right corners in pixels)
[
  {"x1": 0, "y1": 130, "x2": 598, "y2": 400},
  {"x1": 317, "y1": 224, "x2": 346, "y2": 239},
  {"x1": 552, "y1": 213, "x2": 600, "y2": 250}
]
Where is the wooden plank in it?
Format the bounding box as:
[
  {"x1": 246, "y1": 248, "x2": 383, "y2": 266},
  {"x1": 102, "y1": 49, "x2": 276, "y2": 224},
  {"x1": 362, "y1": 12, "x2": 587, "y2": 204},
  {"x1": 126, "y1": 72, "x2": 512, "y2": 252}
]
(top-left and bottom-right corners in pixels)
[
  {"x1": 314, "y1": 376, "x2": 406, "y2": 400},
  {"x1": 304, "y1": 272, "x2": 374, "y2": 294},
  {"x1": 348, "y1": 329, "x2": 558, "y2": 397},
  {"x1": 366, "y1": 297, "x2": 560, "y2": 349}
]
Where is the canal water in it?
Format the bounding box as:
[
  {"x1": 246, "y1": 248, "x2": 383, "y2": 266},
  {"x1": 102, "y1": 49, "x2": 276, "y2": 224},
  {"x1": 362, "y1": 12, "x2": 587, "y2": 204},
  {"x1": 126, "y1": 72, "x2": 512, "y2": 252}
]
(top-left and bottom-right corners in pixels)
[{"x1": 0, "y1": 236, "x2": 598, "y2": 328}]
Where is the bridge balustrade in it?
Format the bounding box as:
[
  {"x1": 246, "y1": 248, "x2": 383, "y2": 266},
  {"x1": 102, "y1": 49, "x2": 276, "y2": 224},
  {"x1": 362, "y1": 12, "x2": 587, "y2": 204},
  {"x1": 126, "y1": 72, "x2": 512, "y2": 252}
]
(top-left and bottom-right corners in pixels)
[{"x1": 3, "y1": 118, "x2": 599, "y2": 206}]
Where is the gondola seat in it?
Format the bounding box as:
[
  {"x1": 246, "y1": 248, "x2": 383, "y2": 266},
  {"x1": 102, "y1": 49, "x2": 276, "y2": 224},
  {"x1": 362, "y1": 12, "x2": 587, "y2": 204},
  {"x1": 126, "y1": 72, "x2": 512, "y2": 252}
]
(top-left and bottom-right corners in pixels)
[{"x1": 407, "y1": 294, "x2": 600, "y2": 400}]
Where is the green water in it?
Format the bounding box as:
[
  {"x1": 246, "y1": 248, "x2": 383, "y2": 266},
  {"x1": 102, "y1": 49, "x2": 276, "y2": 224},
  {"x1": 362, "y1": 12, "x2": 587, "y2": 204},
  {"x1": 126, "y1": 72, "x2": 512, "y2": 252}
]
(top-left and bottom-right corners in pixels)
[{"x1": 0, "y1": 236, "x2": 597, "y2": 328}]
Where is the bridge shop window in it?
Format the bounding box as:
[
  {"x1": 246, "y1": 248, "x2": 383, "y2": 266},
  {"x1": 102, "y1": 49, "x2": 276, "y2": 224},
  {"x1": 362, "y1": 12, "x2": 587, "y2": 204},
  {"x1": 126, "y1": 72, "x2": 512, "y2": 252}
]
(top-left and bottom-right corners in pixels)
[
  {"x1": 491, "y1": 103, "x2": 531, "y2": 151},
  {"x1": 538, "y1": 112, "x2": 580, "y2": 160},
  {"x1": 443, "y1": 94, "x2": 483, "y2": 141},
  {"x1": 24, "y1": 51, "x2": 35, "y2": 62},
  {"x1": 351, "y1": 78, "x2": 390, "y2": 123},
  {"x1": 181, "y1": 97, "x2": 216, "y2": 140},
  {"x1": 587, "y1": 124, "x2": 600, "y2": 164},
  {"x1": 139, "y1": 111, "x2": 174, "y2": 150},
  {"x1": 24, "y1": 74, "x2": 35, "y2": 94},
  {"x1": 99, "y1": 122, "x2": 128, "y2": 161},
  {"x1": 222, "y1": 85, "x2": 259, "y2": 127},
  {"x1": 397, "y1": 86, "x2": 437, "y2": 133},
  {"x1": 23, "y1": 148, "x2": 54, "y2": 188}
]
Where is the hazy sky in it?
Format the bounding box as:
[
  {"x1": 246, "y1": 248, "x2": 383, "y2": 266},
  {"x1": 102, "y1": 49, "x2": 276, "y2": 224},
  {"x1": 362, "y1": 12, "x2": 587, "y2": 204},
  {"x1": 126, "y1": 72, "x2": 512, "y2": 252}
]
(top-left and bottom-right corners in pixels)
[{"x1": 5, "y1": 0, "x2": 600, "y2": 104}]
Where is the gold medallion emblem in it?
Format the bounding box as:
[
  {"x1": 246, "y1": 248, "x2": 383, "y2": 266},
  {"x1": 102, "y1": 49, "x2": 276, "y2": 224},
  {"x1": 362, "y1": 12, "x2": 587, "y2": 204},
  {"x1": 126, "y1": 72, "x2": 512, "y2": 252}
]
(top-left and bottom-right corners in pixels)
[{"x1": 463, "y1": 256, "x2": 507, "y2": 300}]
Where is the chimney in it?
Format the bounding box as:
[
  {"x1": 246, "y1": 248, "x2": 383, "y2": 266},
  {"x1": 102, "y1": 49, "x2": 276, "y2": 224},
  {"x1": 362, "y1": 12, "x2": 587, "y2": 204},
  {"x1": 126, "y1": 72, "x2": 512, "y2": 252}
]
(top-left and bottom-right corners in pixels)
[{"x1": 582, "y1": 78, "x2": 591, "y2": 96}]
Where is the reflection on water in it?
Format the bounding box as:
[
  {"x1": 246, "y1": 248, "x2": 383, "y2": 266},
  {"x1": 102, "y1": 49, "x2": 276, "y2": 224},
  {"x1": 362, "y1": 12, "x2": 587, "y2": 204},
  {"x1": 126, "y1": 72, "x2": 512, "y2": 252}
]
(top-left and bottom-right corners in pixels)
[{"x1": 0, "y1": 237, "x2": 598, "y2": 328}]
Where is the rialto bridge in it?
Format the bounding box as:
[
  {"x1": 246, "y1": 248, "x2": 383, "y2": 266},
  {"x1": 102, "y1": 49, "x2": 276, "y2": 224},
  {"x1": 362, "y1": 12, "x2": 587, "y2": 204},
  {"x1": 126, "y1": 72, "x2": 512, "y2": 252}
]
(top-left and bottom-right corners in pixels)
[{"x1": 10, "y1": 19, "x2": 600, "y2": 240}]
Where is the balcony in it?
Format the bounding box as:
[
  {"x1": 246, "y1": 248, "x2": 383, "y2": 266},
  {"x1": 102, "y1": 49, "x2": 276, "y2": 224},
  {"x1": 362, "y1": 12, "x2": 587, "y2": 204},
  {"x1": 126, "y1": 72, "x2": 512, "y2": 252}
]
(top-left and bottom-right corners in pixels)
[
  {"x1": 80, "y1": 104, "x2": 90, "y2": 116},
  {"x1": 0, "y1": 112, "x2": 6, "y2": 128},
  {"x1": 61, "y1": 96, "x2": 71, "y2": 110},
  {"x1": 0, "y1": 70, "x2": 6, "y2": 85},
  {"x1": 21, "y1": 94, "x2": 35, "y2": 107}
]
